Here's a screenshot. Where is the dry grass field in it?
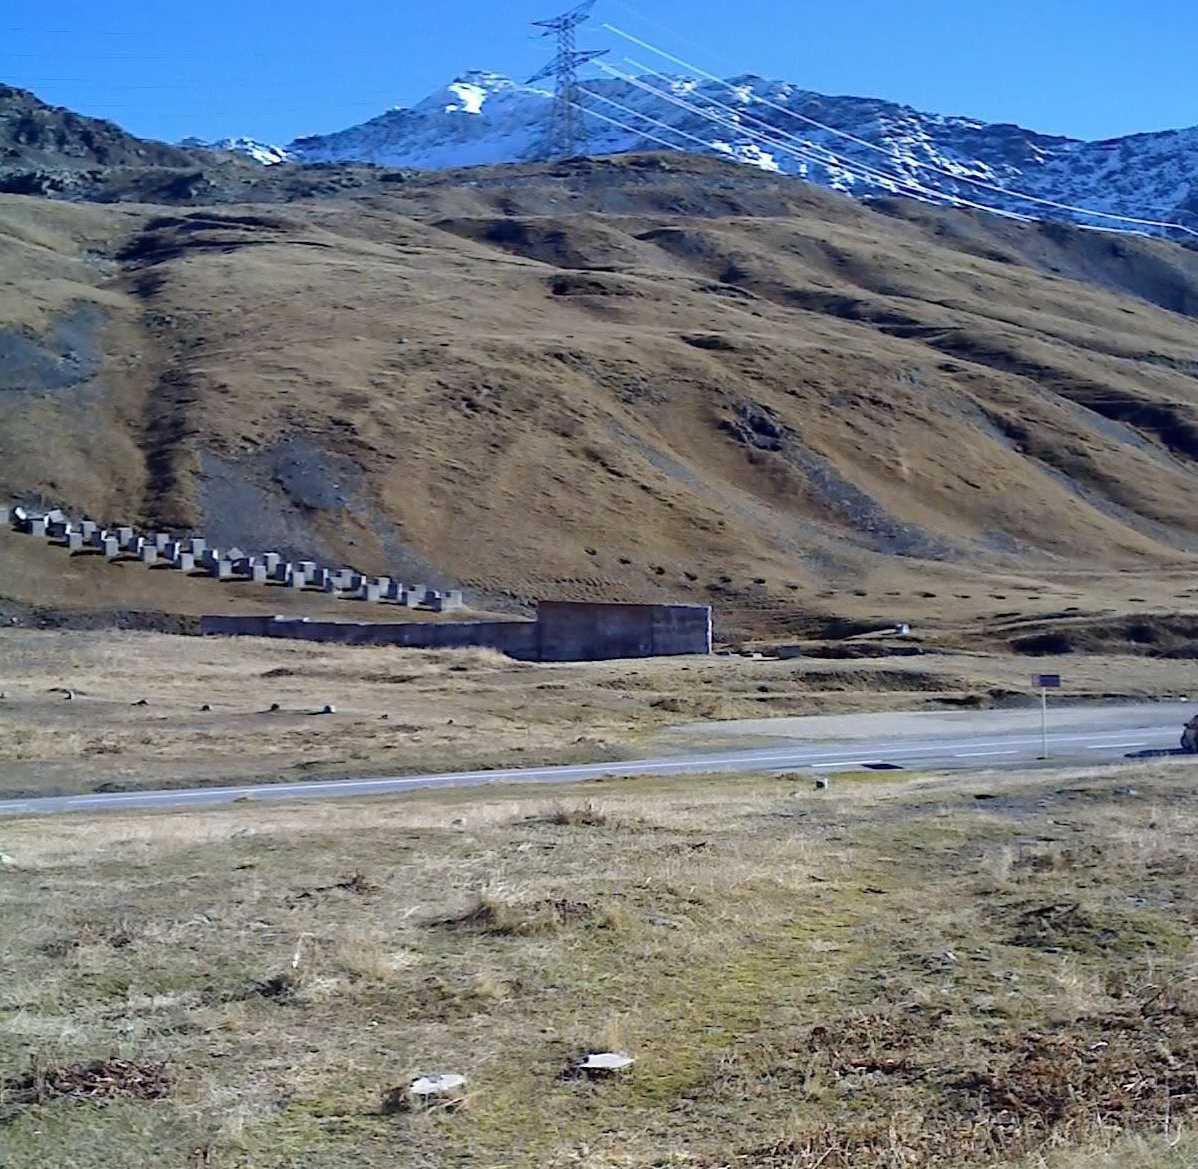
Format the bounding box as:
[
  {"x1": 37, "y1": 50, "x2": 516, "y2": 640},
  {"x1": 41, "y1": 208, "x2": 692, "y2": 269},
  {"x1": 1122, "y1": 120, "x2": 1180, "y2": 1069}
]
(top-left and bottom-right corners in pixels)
[
  {"x1": 4, "y1": 760, "x2": 1198, "y2": 1167},
  {"x1": 4, "y1": 155, "x2": 1198, "y2": 637},
  {"x1": 2, "y1": 627, "x2": 1196, "y2": 800}
]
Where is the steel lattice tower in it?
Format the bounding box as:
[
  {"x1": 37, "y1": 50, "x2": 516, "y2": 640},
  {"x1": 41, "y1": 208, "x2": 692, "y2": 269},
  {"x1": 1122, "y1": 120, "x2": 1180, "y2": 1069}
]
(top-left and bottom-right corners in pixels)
[{"x1": 528, "y1": 1, "x2": 608, "y2": 158}]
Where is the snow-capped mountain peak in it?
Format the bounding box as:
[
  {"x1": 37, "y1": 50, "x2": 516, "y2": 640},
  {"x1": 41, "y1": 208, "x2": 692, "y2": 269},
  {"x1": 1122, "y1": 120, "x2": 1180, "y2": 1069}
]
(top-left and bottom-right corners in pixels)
[{"x1": 414, "y1": 71, "x2": 537, "y2": 117}]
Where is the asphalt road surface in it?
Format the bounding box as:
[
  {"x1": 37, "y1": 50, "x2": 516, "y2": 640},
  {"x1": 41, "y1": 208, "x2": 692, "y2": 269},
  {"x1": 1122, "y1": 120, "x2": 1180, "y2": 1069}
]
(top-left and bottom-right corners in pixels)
[{"x1": 0, "y1": 701, "x2": 1191, "y2": 817}]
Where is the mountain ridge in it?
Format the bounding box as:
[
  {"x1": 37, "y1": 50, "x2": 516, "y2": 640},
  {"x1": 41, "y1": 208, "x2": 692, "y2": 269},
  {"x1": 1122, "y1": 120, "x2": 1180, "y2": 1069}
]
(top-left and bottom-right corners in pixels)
[
  {"x1": 213, "y1": 70, "x2": 1198, "y2": 236},
  {"x1": 1, "y1": 75, "x2": 1194, "y2": 236}
]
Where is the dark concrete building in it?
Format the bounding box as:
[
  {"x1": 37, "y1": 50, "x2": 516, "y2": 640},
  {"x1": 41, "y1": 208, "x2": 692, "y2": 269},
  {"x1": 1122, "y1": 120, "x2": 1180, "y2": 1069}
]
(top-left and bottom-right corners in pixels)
[{"x1": 201, "y1": 600, "x2": 713, "y2": 662}]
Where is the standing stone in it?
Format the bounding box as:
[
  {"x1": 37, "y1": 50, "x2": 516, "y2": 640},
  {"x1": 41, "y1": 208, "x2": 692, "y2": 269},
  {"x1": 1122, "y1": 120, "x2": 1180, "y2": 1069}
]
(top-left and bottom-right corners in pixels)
[
  {"x1": 263, "y1": 552, "x2": 281, "y2": 573},
  {"x1": 140, "y1": 545, "x2": 158, "y2": 566},
  {"x1": 177, "y1": 551, "x2": 196, "y2": 573},
  {"x1": 443, "y1": 590, "x2": 465, "y2": 611},
  {"x1": 0, "y1": 505, "x2": 11, "y2": 526},
  {"x1": 116, "y1": 526, "x2": 136, "y2": 549},
  {"x1": 289, "y1": 567, "x2": 308, "y2": 590},
  {"x1": 80, "y1": 520, "x2": 98, "y2": 541},
  {"x1": 67, "y1": 532, "x2": 84, "y2": 553},
  {"x1": 29, "y1": 517, "x2": 48, "y2": 538},
  {"x1": 103, "y1": 536, "x2": 120, "y2": 560},
  {"x1": 187, "y1": 537, "x2": 207, "y2": 557},
  {"x1": 299, "y1": 560, "x2": 317, "y2": 576},
  {"x1": 251, "y1": 564, "x2": 268, "y2": 585},
  {"x1": 366, "y1": 583, "x2": 382, "y2": 603},
  {"x1": 216, "y1": 560, "x2": 234, "y2": 581},
  {"x1": 270, "y1": 561, "x2": 291, "y2": 582}
]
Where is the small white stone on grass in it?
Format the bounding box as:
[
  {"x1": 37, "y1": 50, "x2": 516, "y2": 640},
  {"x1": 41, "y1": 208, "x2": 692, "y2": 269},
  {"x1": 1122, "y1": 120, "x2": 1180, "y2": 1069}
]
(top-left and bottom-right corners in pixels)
[
  {"x1": 579, "y1": 1052, "x2": 635, "y2": 1075},
  {"x1": 409, "y1": 1073, "x2": 466, "y2": 1100},
  {"x1": 0, "y1": 852, "x2": 15, "y2": 867}
]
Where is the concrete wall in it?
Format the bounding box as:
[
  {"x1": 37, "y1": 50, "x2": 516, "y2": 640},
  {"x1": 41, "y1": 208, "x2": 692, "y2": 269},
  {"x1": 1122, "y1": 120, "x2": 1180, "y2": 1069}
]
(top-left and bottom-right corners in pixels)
[
  {"x1": 535, "y1": 601, "x2": 712, "y2": 661},
  {"x1": 199, "y1": 615, "x2": 541, "y2": 659},
  {"x1": 200, "y1": 601, "x2": 712, "y2": 662}
]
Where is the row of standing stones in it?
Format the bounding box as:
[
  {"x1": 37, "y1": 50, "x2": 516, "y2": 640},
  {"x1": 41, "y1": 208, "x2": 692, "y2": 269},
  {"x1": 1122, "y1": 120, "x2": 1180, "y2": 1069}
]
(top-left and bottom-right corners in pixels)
[{"x1": 1, "y1": 504, "x2": 465, "y2": 612}]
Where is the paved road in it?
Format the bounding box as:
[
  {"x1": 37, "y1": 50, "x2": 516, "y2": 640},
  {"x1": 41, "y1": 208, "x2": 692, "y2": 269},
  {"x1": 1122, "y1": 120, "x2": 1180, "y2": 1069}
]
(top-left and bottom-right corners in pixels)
[{"x1": 0, "y1": 702, "x2": 1190, "y2": 818}]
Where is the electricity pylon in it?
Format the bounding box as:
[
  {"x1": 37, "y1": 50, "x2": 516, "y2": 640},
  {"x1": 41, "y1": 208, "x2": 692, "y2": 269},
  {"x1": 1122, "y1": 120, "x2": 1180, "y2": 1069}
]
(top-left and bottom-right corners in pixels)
[{"x1": 528, "y1": 1, "x2": 608, "y2": 158}]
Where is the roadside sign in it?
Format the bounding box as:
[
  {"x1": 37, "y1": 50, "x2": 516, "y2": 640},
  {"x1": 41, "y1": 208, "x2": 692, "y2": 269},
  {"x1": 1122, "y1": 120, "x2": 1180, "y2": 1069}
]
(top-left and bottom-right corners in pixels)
[{"x1": 1033, "y1": 675, "x2": 1063, "y2": 760}]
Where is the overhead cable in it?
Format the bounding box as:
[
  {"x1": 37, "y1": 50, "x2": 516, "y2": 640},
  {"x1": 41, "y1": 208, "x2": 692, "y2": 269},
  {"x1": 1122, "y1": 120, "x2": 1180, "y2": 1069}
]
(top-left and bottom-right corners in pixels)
[
  {"x1": 602, "y1": 21, "x2": 1198, "y2": 238},
  {"x1": 594, "y1": 62, "x2": 1037, "y2": 223}
]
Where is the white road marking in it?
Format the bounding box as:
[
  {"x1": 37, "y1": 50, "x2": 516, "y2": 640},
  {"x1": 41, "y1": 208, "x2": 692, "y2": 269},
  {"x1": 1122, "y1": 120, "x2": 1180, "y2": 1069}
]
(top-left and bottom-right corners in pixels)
[
  {"x1": 1088, "y1": 743, "x2": 1148, "y2": 750},
  {"x1": 954, "y1": 750, "x2": 1019, "y2": 758}
]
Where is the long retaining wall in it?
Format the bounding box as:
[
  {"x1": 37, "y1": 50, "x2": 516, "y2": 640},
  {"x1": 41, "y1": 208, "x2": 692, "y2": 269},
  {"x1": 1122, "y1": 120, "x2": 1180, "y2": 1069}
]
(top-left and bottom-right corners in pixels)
[{"x1": 200, "y1": 601, "x2": 713, "y2": 663}]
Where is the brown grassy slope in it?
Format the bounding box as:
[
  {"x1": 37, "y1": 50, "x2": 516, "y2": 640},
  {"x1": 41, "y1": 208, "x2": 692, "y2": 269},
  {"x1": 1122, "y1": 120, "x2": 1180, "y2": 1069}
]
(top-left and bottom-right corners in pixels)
[{"x1": 3, "y1": 155, "x2": 1198, "y2": 636}]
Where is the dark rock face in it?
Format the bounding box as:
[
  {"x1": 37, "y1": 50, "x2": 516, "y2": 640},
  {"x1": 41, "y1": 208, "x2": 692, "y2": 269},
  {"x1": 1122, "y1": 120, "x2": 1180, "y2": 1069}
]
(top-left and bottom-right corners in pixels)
[{"x1": 0, "y1": 84, "x2": 198, "y2": 170}]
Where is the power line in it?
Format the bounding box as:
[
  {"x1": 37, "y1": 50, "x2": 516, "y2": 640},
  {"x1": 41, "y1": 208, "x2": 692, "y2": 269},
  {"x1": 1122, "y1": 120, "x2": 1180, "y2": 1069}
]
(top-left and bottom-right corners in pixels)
[
  {"x1": 602, "y1": 21, "x2": 1198, "y2": 238},
  {"x1": 621, "y1": 58, "x2": 1072, "y2": 225},
  {"x1": 579, "y1": 83, "x2": 756, "y2": 157},
  {"x1": 568, "y1": 98, "x2": 694, "y2": 154},
  {"x1": 593, "y1": 63, "x2": 1038, "y2": 225},
  {"x1": 599, "y1": 65, "x2": 933, "y2": 194}
]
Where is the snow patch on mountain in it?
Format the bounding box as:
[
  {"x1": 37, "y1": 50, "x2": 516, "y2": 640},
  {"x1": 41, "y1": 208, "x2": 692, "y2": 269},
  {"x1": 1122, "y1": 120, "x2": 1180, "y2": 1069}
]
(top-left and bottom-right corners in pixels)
[{"x1": 182, "y1": 136, "x2": 293, "y2": 166}]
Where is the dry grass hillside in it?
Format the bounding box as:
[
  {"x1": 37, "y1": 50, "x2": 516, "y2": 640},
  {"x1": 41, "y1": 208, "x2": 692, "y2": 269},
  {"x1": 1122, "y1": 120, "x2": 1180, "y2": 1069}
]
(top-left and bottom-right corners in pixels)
[
  {"x1": 4, "y1": 153, "x2": 1198, "y2": 638},
  {"x1": 6, "y1": 761, "x2": 1198, "y2": 1167}
]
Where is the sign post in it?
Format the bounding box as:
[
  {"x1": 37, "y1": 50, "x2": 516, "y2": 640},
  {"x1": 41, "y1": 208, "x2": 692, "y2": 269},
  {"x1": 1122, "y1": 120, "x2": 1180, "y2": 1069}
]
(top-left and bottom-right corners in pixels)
[{"x1": 1033, "y1": 674, "x2": 1062, "y2": 759}]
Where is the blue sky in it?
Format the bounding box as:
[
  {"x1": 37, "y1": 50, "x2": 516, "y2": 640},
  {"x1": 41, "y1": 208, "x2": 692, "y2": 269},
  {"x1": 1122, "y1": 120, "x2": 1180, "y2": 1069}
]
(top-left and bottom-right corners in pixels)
[{"x1": 2, "y1": 0, "x2": 1194, "y2": 145}]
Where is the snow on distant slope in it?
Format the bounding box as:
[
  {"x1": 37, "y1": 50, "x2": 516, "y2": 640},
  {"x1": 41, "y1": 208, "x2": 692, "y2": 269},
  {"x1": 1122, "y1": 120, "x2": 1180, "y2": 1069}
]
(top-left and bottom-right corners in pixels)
[
  {"x1": 181, "y1": 136, "x2": 293, "y2": 166},
  {"x1": 190, "y1": 70, "x2": 1198, "y2": 235}
]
